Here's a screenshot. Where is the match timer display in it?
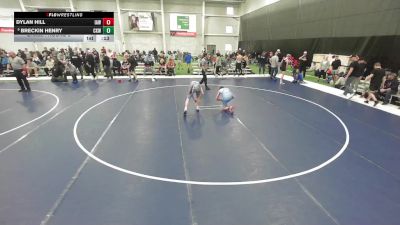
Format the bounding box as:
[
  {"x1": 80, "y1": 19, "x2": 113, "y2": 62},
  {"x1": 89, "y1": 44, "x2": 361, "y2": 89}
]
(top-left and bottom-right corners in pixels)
[{"x1": 14, "y1": 12, "x2": 114, "y2": 42}]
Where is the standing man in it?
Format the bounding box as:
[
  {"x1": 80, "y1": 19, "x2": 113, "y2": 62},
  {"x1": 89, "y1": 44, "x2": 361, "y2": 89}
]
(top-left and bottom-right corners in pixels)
[
  {"x1": 8, "y1": 51, "x2": 31, "y2": 92},
  {"x1": 102, "y1": 53, "x2": 112, "y2": 79},
  {"x1": 299, "y1": 51, "x2": 308, "y2": 78},
  {"x1": 331, "y1": 55, "x2": 341, "y2": 82},
  {"x1": 71, "y1": 50, "x2": 84, "y2": 79},
  {"x1": 343, "y1": 55, "x2": 361, "y2": 96},
  {"x1": 152, "y1": 48, "x2": 158, "y2": 63},
  {"x1": 199, "y1": 54, "x2": 211, "y2": 90},
  {"x1": 269, "y1": 51, "x2": 279, "y2": 80},
  {"x1": 184, "y1": 52, "x2": 192, "y2": 74},
  {"x1": 258, "y1": 52, "x2": 267, "y2": 75},
  {"x1": 364, "y1": 62, "x2": 385, "y2": 106},
  {"x1": 235, "y1": 52, "x2": 243, "y2": 76},
  {"x1": 84, "y1": 50, "x2": 96, "y2": 79}
]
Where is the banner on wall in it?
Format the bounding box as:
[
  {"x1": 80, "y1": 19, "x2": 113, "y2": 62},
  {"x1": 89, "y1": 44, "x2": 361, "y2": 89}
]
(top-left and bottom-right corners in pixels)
[
  {"x1": 169, "y1": 13, "x2": 196, "y2": 37},
  {"x1": 0, "y1": 9, "x2": 14, "y2": 32},
  {"x1": 129, "y1": 12, "x2": 154, "y2": 31},
  {"x1": 0, "y1": 27, "x2": 14, "y2": 33}
]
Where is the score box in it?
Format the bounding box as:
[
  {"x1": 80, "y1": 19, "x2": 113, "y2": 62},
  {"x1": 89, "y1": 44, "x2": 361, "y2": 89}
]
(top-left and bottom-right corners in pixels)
[
  {"x1": 103, "y1": 26, "x2": 114, "y2": 34},
  {"x1": 83, "y1": 35, "x2": 96, "y2": 42},
  {"x1": 96, "y1": 35, "x2": 114, "y2": 42},
  {"x1": 102, "y1": 18, "x2": 114, "y2": 26}
]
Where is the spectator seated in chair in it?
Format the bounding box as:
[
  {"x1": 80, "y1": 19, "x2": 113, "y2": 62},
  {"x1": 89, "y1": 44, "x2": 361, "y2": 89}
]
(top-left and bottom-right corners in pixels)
[
  {"x1": 379, "y1": 72, "x2": 399, "y2": 105},
  {"x1": 166, "y1": 58, "x2": 176, "y2": 76},
  {"x1": 158, "y1": 57, "x2": 166, "y2": 75},
  {"x1": 44, "y1": 56, "x2": 54, "y2": 76},
  {"x1": 121, "y1": 58, "x2": 130, "y2": 75},
  {"x1": 112, "y1": 56, "x2": 122, "y2": 75},
  {"x1": 26, "y1": 59, "x2": 39, "y2": 78}
]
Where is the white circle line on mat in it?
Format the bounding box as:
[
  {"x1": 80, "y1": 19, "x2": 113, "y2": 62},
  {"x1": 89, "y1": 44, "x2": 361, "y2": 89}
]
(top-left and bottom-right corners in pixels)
[
  {"x1": 0, "y1": 89, "x2": 60, "y2": 136},
  {"x1": 73, "y1": 84, "x2": 350, "y2": 186}
]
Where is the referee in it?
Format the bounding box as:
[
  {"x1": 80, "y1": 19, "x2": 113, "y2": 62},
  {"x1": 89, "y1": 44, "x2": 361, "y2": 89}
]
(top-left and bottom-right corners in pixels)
[{"x1": 8, "y1": 51, "x2": 31, "y2": 92}]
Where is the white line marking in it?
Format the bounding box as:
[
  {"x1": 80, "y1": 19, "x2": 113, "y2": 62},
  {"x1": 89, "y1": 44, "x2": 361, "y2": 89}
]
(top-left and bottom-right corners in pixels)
[
  {"x1": 0, "y1": 108, "x2": 12, "y2": 114},
  {"x1": 296, "y1": 180, "x2": 341, "y2": 225},
  {"x1": 73, "y1": 84, "x2": 350, "y2": 185},
  {"x1": 236, "y1": 117, "x2": 279, "y2": 162},
  {"x1": 173, "y1": 87, "x2": 196, "y2": 225},
  {"x1": 236, "y1": 116, "x2": 340, "y2": 225},
  {"x1": 198, "y1": 105, "x2": 221, "y2": 108},
  {"x1": 0, "y1": 89, "x2": 59, "y2": 136},
  {"x1": 41, "y1": 86, "x2": 138, "y2": 225}
]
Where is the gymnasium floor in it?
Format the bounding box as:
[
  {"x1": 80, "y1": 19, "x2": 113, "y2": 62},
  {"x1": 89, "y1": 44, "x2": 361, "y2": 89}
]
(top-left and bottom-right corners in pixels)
[{"x1": 0, "y1": 77, "x2": 399, "y2": 225}]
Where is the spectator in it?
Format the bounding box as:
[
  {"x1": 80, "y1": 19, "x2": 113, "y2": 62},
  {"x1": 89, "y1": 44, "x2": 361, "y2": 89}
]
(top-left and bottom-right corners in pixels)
[
  {"x1": 26, "y1": 59, "x2": 38, "y2": 77},
  {"x1": 299, "y1": 51, "x2": 308, "y2": 78},
  {"x1": 364, "y1": 62, "x2": 385, "y2": 106},
  {"x1": 57, "y1": 48, "x2": 66, "y2": 62},
  {"x1": 258, "y1": 52, "x2": 267, "y2": 75},
  {"x1": 318, "y1": 56, "x2": 330, "y2": 82},
  {"x1": 166, "y1": 57, "x2": 176, "y2": 76},
  {"x1": 128, "y1": 53, "x2": 138, "y2": 82},
  {"x1": 44, "y1": 56, "x2": 54, "y2": 76},
  {"x1": 121, "y1": 56, "x2": 130, "y2": 76},
  {"x1": 102, "y1": 54, "x2": 112, "y2": 79},
  {"x1": 143, "y1": 52, "x2": 155, "y2": 80},
  {"x1": 70, "y1": 50, "x2": 84, "y2": 79},
  {"x1": 8, "y1": 51, "x2": 31, "y2": 92},
  {"x1": 269, "y1": 51, "x2": 279, "y2": 80},
  {"x1": 276, "y1": 49, "x2": 283, "y2": 74},
  {"x1": 84, "y1": 50, "x2": 96, "y2": 79},
  {"x1": 159, "y1": 56, "x2": 166, "y2": 75},
  {"x1": 280, "y1": 54, "x2": 290, "y2": 85},
  {"x1": 343, "y1": 55, "x2": 361, "y2": 96},
  {"x1": 112, "y1": 55, "x2": 122, "y2": 76},
  {"x1": 267, "y1": 51, "x2": 273, "y2": 75},
  {"x1": 215, "y1": 53, "x2": 222, "y2": 76},
  {"x1": 379, "y1": 73, "x2": 399, "y2": 105},
  {"x1": 331, "y1": 55, "x2": 341, "y2": 82},
  {"x1": 152, "y1": 48, "x2": 158, "y2": 62},
  {"x1": 64, "y1": 60, "x2": 79, "y2": 83},
  {"x1": 1, "y1": 51, "x2": 9, "y2": 74},
  {"x1": 32, "y1": 53, "x2": 42, "y2": 66},
  {"x1": 242, "y1": 54, "x2": 249, "y2": 72},
  {"x1": 184, "y1": 52, "x2": 192, "y2": 74},
  {"x1": 92, "y1": 48, "x2": 100, "y2": 73},
  {"x1": 42, "y1": 47, "x2": 50, "y2": 58},
  {"x1": 235, "y1": 53, "x2": 243, "y2": 76},
  {"x1": 176, "y1": 50, "x2": 183, "y2": 69}
]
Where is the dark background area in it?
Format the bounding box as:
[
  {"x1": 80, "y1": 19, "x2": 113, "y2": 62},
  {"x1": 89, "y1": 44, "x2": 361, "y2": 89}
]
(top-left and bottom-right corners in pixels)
[{"x1": 239, "y1": 0, "x2": 400, "y2": 72}]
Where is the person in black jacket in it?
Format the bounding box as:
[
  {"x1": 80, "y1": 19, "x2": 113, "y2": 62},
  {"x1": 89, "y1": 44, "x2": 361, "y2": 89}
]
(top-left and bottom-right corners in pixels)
[
  {"x1": 70, "y1": 51, "x2": 84, "y2": 79},
  {"x1": 84, "y1": 51, "x2": 96, "y2": 79},
  {"x1": 102, "y1": 54, "x2": 112, "y2": 79},
  {"x1": 92, "y1": 49, "x2": 100, "y2": 73},
  {"x1": 380, "y1": 73, "x2": 399, "y2": 105},
  {"x1": 112, "y1": 56, "x2": 121, "y2": 76},
  {"x1": 258, "y1": 52, "x2": 267, "y2": 74},
  {"x1": 128, "y1": 54, "x2": 138, "y2": 82},
  {"x1": 364, "y1": 62, "x2": 385, "y2": 106}
]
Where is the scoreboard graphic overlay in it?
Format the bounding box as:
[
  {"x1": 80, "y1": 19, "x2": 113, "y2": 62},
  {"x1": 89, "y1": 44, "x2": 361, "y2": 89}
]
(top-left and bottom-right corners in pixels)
[{"x1": 14, "y1": 12, "x2": 114, "y2": 42}]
